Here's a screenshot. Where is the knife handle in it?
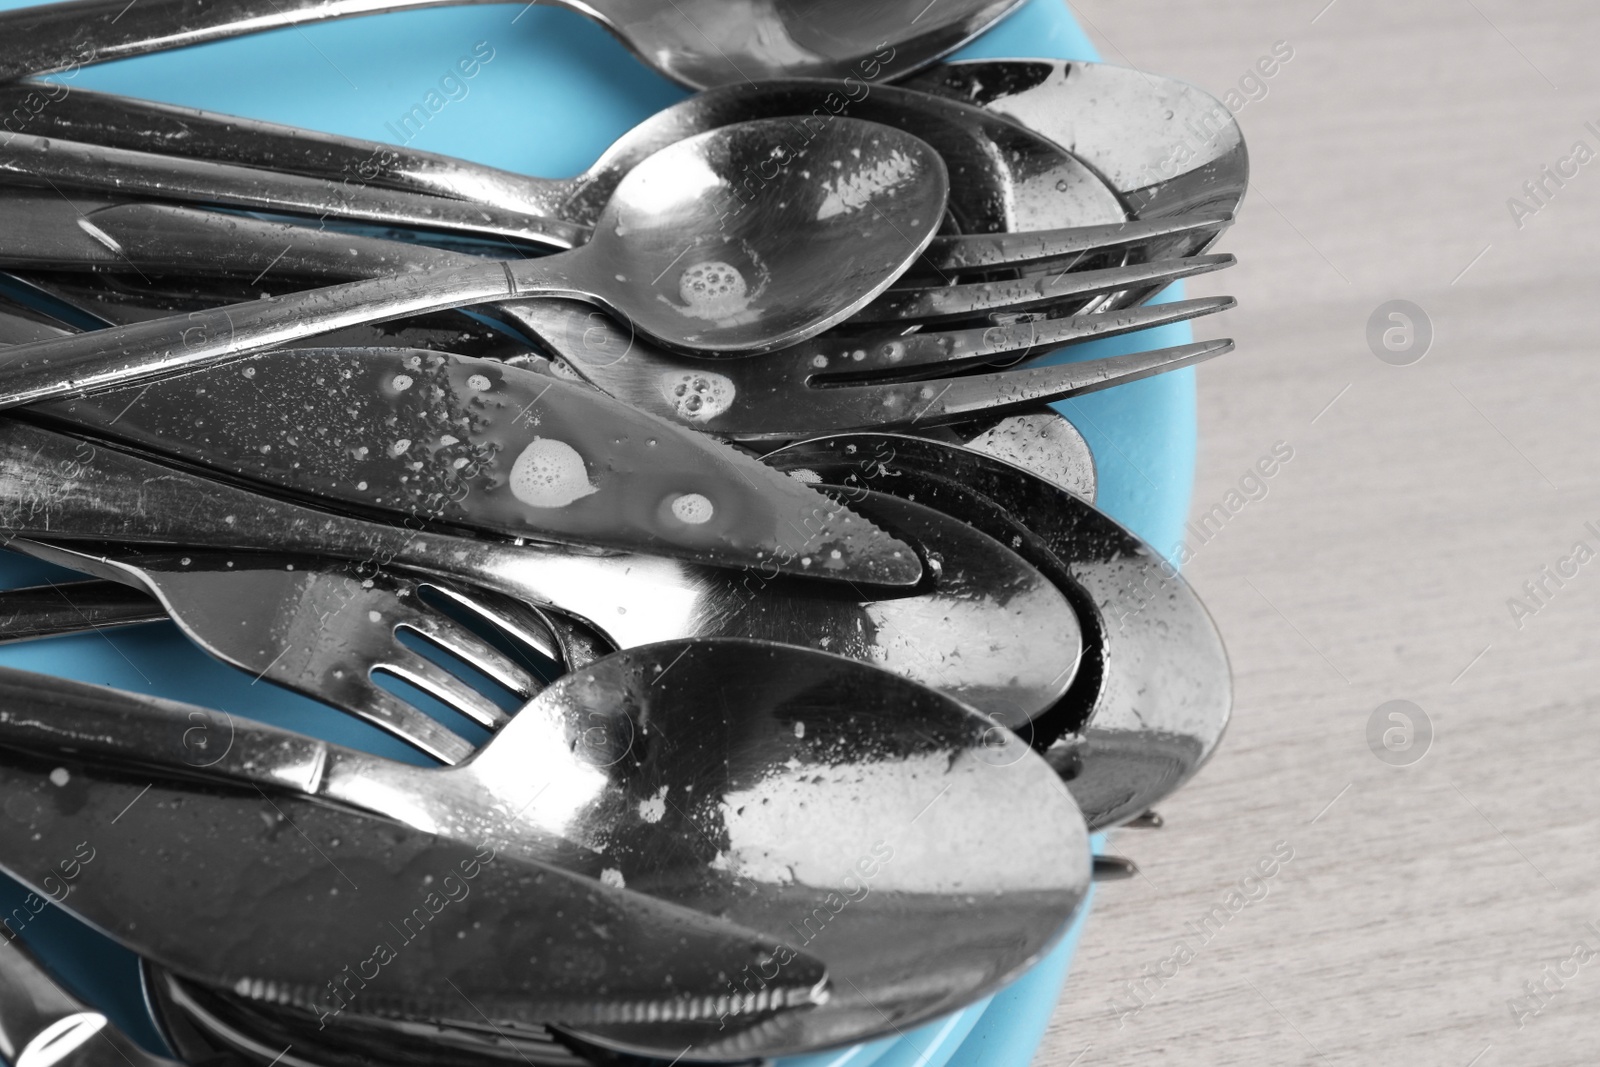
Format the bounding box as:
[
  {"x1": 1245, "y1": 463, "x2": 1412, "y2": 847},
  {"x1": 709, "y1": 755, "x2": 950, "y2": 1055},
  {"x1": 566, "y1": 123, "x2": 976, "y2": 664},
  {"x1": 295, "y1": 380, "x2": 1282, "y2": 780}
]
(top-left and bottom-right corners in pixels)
[{"x1": 0, "y1": 580, "x2": 165, "y2": 645}]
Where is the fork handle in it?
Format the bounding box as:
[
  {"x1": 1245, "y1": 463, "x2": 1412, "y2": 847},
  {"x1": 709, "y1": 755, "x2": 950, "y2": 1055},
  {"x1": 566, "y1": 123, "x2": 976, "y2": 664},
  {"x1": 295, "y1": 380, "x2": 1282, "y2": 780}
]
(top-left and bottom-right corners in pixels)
[
  {"x1": 0, "y1": 0, "x2": 503, "y2": 81},
  {"x1": 0, "y1": 580, "x2": 164, "y2": 644}
]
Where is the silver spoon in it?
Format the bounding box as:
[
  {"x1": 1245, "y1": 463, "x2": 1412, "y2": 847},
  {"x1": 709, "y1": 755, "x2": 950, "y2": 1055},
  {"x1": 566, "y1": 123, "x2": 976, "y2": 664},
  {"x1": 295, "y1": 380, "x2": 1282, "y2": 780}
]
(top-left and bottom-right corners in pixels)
[
  {"x1": 766, "y1": 432, "x2": 1233, "y2": 830},
  {"x1": 0, "y1": 638, "x2": 1091, "y2": 1060},
  {"x1": 0, "y1": 115, "x2": 947, "y2": 408},
  {"x1": 911, "y1": 59, "x2": 1249, "y2": 275},
  {"x1": 0, "y1": 77, "x2": 1121, "y2": 254},
  {"x1": 0, "y1": 0, "x2": 1023, "y2": 89}
]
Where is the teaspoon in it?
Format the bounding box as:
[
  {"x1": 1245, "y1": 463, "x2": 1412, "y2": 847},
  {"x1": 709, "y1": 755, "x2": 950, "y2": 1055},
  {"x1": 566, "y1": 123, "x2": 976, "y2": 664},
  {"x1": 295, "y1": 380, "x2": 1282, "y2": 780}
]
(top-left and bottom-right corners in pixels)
[
  {"x1": 767, "y1": 433, "x2": 1233, "y2": 830},
  {"x1": 0, "y1": 115, "x2": 947, "y2": 408},
  {"x1": 0, "y1": 77, "x2": 1118, "y2": 252},
  {"x1": 0, "y1": 637, "x2": 1091, "y2": 1060}
]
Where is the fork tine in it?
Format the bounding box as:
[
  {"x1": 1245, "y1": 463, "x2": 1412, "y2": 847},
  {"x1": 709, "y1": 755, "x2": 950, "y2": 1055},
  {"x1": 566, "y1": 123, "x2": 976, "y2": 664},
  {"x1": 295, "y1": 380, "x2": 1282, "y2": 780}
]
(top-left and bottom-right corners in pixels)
[
  {"x1": 417, "y1": 582, "x2": 562, "y2": 663},
  {"x1": 736, "y1": 340, "x2": 1233, "y2": 438},
  {"x1": 854, "y1": 254, "x2": 1236, "y2": 325},
  {"x1": 334, "y1": 681, "x2": 479, "y2": 764},
  {"x1": 800, "y1": 297, "x2": 1235, "y2": 381},
  {"x1": 911, "y1": 213, "x2": 1235, "y2": 278},
  {"x1": 395, "y1": 610, "x2": 543, "y2": 703},
  {"x1": 373, "y1": 650, "x2": 513, "y2": 732}
]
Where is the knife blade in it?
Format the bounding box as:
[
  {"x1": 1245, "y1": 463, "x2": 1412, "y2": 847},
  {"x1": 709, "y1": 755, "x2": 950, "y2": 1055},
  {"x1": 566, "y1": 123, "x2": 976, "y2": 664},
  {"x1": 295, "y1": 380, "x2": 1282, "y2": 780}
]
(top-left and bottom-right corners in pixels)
[
  {"x1": 14, "y1": 343, "x2": 918, "y2": 587},
  {"x1": 0, "y1": 737, "x2": 826, "y2": 1033}
]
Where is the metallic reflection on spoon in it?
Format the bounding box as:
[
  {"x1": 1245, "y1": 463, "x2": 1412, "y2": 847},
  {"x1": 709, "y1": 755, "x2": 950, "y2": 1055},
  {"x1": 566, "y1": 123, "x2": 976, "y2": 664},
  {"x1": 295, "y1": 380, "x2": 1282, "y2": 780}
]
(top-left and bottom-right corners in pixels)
[
  {"x1": 0, "y1": 639, "x2": 1091, "y2": 1061},
  {"x1": 911, "y1": 59, "x2": 1248, "y2": 269},
  {"x1": 0, "y1": 78, "x2": 1119, "y2": 251},
  {"x1": 766, "y1": 433, "x2": 1232, "y2": 830}
]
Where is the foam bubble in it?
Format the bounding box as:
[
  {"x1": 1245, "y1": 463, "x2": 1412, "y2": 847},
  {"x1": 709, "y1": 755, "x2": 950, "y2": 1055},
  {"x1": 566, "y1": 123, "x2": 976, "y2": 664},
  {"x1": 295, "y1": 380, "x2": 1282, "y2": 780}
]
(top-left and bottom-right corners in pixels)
[
  {"x1": 508, "y1": 438, "x2": 599, "y2": 509},
  {"x1": 662, "y1": 370, "x2": 736, "y2": 422},
  {"x1": 670, "y1": 493, "x2": 714, "y2": 525},
  {"x1": 677, "y1": 260, "x2": 751, "y2": 320}
]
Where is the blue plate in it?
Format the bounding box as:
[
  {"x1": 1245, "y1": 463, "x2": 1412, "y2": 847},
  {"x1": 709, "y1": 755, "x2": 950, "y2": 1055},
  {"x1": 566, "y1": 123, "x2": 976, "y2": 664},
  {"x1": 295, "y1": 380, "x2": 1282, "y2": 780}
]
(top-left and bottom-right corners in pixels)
[{"x1": 0, "y1": 0, "x2": 1194, "y2": 1063}]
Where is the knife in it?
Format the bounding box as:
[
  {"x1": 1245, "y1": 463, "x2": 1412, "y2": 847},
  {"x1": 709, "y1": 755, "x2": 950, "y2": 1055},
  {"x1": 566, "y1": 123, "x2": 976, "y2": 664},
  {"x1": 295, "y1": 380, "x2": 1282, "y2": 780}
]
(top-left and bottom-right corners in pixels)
[
  {"x1": 20, "y1": 343, "x2": 917, "y2": 586},
  {"x1": 0, "y1": 732, "x2": 827, "y2": 1033},
  {"x1": 0, "y1": 420, "x2": 924, "y2": 653}
]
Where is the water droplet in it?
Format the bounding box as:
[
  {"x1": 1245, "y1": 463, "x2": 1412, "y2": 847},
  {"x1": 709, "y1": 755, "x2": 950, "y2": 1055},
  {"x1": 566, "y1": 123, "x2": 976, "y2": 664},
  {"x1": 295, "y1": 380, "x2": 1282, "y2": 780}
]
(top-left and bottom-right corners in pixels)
[
  {"x1": 466, "y1": 373, "x2": 491, "y2": 392},
  {"x1": 391, "y1": 373, "x2": 413, "y2": 391}
]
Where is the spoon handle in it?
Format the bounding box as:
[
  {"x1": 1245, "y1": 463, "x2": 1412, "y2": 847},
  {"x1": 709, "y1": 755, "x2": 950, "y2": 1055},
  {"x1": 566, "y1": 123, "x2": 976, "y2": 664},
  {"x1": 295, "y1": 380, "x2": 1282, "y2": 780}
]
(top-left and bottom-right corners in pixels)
[
  {"x1": 0, "y1": 81, "x2": 575, "y2": 221},
  {"x1": 0, "y1": 254, "x2": 565, "y2": 408},
  {"x1": 0, "y1": 0, "x2": 506, "y2": 81},
  {"x1": 0, "y1": 132, "x2": 585, "y2": 250},
  {"x1": 0, "y1": 933, "x2": 173, "y2": 1067}
]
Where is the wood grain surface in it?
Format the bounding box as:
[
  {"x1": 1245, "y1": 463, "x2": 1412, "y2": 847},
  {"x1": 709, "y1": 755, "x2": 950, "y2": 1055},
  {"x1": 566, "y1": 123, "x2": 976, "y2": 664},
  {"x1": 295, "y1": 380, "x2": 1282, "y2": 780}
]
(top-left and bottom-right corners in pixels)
[{"x1": 1038, "y1": 2, "x2": 1600, "y2": 1064}]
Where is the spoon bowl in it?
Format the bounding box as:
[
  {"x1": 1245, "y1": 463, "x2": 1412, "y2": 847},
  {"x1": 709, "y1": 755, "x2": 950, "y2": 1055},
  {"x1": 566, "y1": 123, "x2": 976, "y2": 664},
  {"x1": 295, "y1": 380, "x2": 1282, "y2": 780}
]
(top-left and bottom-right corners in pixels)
[
  {"x1": 767, "y1": 432, "x2": 1233, "y2": 830},
  {"x1": 582, "y1": 116, "x2": 947, "y2": 352}
]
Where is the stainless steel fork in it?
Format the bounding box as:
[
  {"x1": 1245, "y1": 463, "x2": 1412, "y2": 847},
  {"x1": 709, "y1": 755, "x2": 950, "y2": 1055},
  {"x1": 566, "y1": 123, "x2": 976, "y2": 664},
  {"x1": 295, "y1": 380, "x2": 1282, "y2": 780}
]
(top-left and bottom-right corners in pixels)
[
  {"x1": 8, "y1": 540, "x2": 563, "y2": 764},
  {"x1": 0, "y1": 199, "x2": 1236, "y2": 440}
]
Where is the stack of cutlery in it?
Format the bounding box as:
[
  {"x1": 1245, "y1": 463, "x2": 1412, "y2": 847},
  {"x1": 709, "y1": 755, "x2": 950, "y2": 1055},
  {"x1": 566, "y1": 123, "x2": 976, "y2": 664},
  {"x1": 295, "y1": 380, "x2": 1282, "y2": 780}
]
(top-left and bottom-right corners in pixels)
[{"x1": 0, "y1": 0, "x2": 1244, "y2": 1062}]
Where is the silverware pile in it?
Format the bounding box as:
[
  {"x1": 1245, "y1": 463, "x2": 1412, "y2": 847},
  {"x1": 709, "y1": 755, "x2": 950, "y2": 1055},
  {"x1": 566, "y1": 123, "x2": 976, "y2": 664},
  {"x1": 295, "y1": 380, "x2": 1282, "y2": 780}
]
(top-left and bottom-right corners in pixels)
[{"x1": 0, "y1": 1, "x2": 1243, "y2": 1063}]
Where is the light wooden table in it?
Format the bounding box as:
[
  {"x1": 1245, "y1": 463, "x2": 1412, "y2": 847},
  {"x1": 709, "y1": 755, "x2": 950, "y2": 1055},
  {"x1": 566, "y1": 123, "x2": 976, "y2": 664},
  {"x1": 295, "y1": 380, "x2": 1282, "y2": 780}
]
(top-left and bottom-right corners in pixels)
[{"x1": 1037, "y1": 2, "x2": 1600, "y2": 1064}]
